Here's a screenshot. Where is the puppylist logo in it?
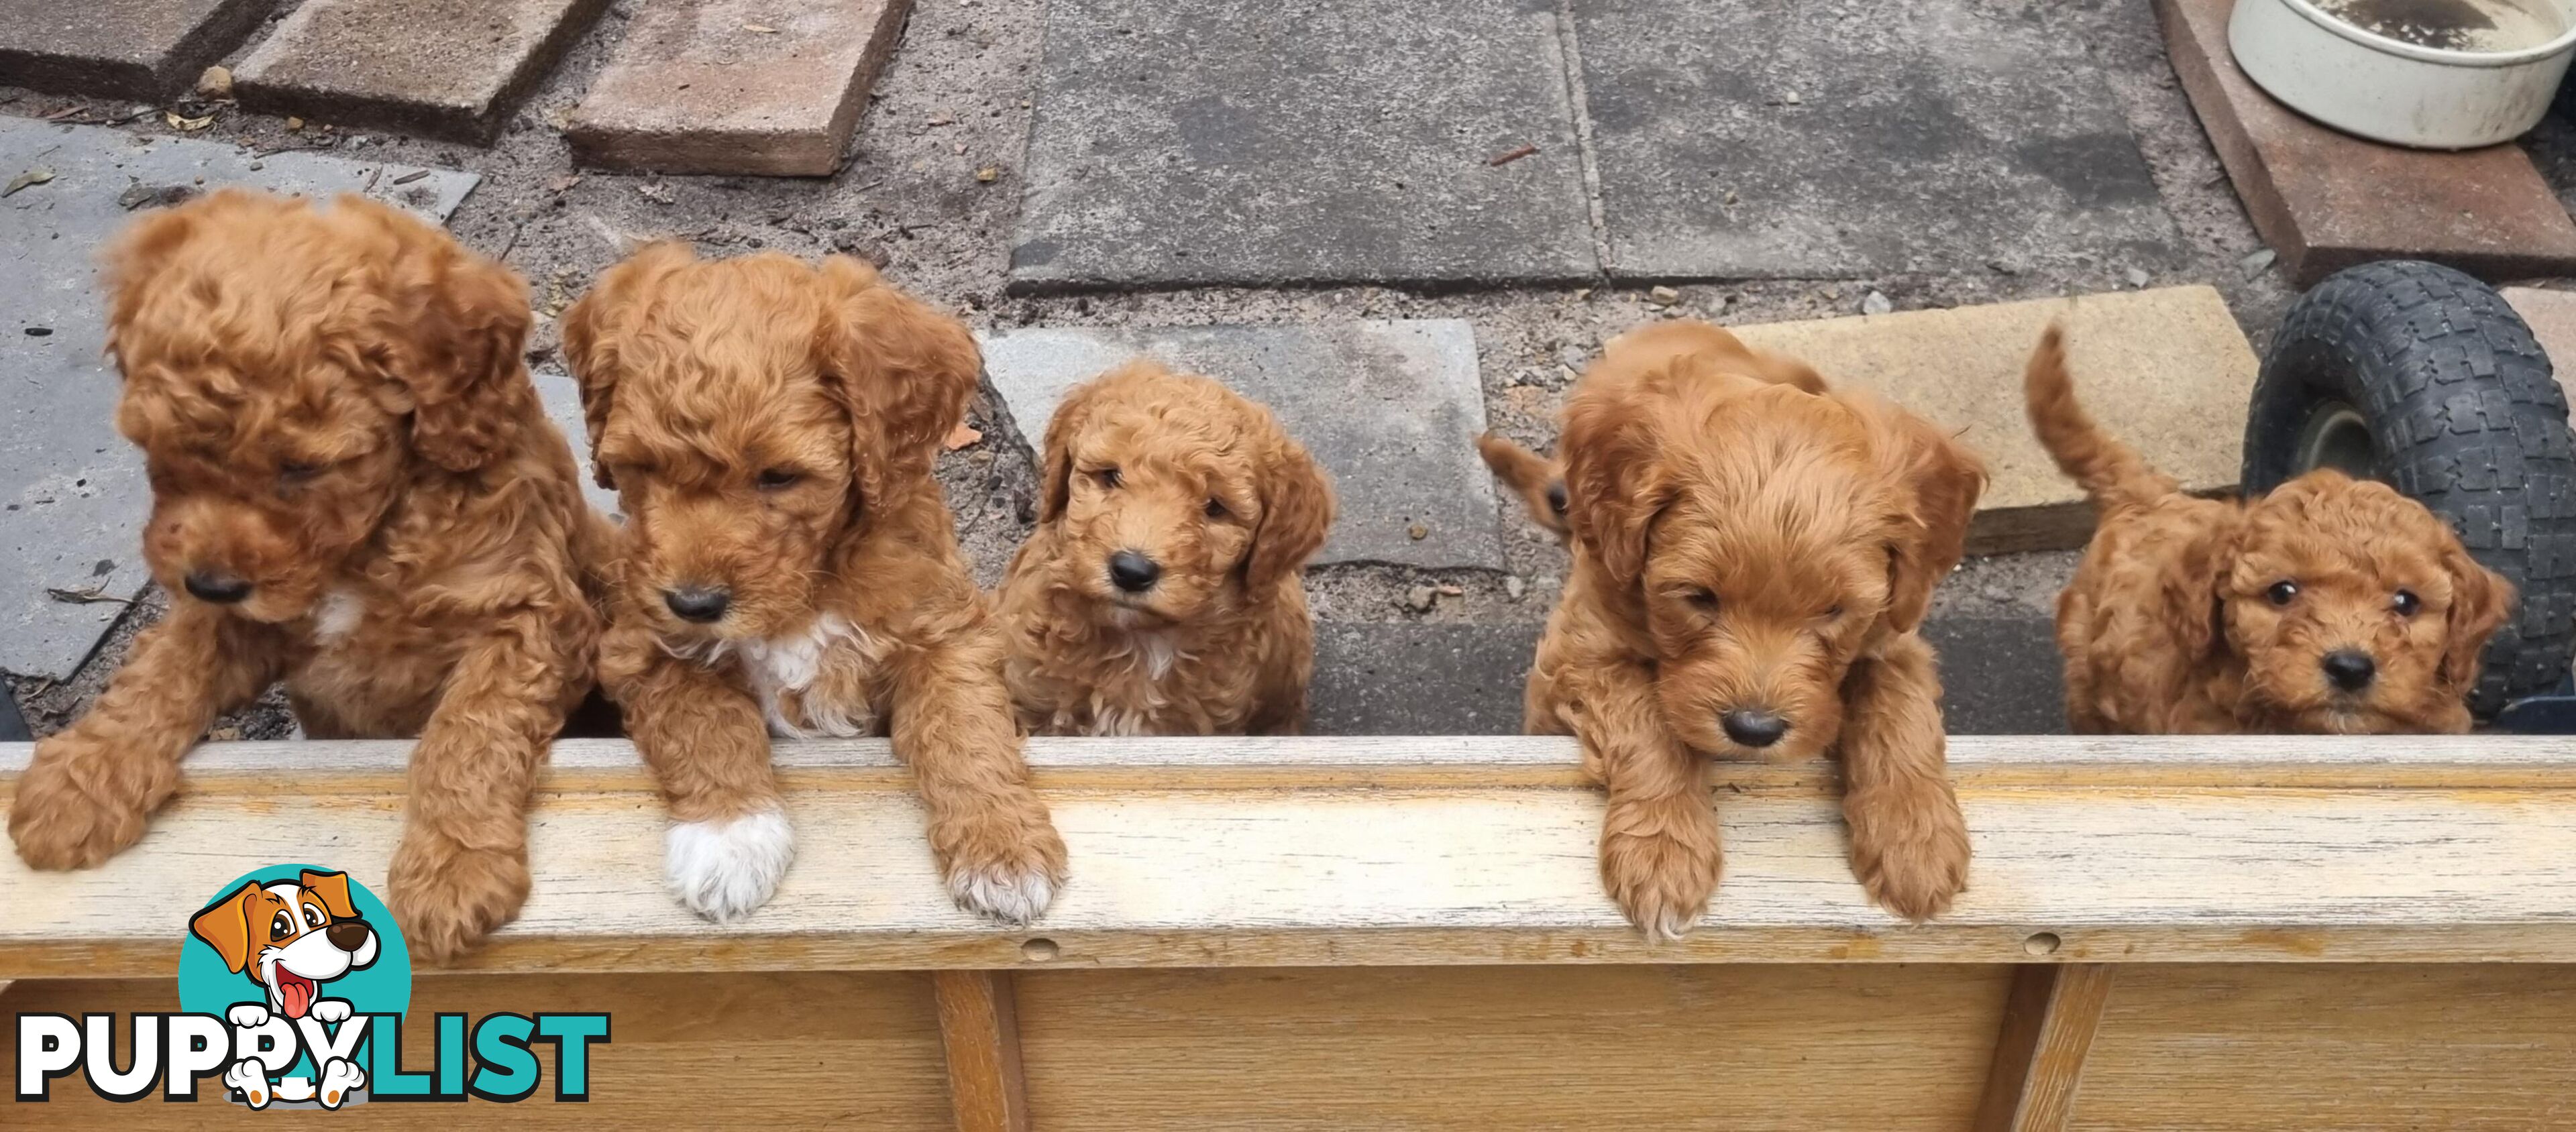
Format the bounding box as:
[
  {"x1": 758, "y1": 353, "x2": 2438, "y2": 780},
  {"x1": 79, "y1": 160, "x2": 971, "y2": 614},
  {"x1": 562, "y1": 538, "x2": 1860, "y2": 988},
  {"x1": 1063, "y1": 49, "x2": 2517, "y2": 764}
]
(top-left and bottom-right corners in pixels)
[{"x1": 14, "y1": 864, "x2": 609, "y2": 1107}]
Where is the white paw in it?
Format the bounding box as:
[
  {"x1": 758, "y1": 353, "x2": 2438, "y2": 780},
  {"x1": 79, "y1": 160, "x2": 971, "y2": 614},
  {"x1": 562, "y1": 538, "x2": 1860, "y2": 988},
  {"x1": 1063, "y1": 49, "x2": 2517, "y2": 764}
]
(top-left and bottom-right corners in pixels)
[
  {"x1": 665, "y1": 806, "x2": 795, "y2": 923},
  {"x1": 224, "y1": 1060, "x2": 271, "y2": 1108},
  {"x1": 227, "y1": 1003, "x2": 271, "y2": 1029},
  {"x1": 947, "y1": 865, "x2": 1057, "y2": 925},
  {"x1": 318, "y1": 1058, "x2": 364, "y2": 1109},
  {"x1": 310, "y1": 999, "x2": 352, "y2": 1025}
]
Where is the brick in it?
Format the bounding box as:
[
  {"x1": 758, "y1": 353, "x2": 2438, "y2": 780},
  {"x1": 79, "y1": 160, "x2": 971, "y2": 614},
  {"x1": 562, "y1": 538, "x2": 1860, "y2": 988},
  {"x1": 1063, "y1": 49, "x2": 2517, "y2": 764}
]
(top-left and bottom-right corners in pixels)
[
  {"x1": 1731, "y1": 286, "x2": 2260, "y2": 555},
  {"x1": 566, "y1": 0, "x2": 911, "y2": 176},
  {"x1": 2158, "y1": 0, "x2": 2576, "y2": 286},
  {"x1": 233, "y1": 0, "x2": 609, "y2": 143},
  {"x1": 0, "y1": 0, "x2": 278, "y2": 100}
]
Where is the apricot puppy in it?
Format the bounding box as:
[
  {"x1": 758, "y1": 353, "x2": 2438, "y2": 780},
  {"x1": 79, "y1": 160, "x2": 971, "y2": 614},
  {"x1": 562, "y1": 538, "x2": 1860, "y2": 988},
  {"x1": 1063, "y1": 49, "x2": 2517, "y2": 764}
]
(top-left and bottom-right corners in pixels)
[
  {"x1": 562, "y1": 244, "x2": 1067, "y2": 924},
  {"x1": 1000, "y1": 360, "x2": 1334, "y2": 735},
  {"x1": 6, "y1": 190, "x2": 608, "y2": 962},
  {"x1": 1530, "y1": 321, "x2": 1984, "y2": 937},
  {"x1": 2026, "y1": 325, "x2": 2511, "y2": 733}
]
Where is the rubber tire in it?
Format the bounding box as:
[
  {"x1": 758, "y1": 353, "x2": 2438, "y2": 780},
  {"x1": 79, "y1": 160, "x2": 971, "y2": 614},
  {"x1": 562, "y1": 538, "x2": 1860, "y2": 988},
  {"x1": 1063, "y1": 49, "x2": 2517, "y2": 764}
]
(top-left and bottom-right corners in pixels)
[{"x1": 2244, "y1": 260, "x2": 2576, "y2": 718}]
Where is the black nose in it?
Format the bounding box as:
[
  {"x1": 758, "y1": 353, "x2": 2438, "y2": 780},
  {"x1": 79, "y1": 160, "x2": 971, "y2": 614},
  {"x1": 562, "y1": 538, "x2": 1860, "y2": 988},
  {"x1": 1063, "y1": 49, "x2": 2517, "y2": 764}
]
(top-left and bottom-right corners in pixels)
[
  {"x1": 2322, "y1": 649, "x2": 2377, "y2": 692},
  {"x1": 1109, "y1": 550, "x2": 1162, "y2": 593},
  {"x1": 324, "y1": 919, "x2": 372, "y2": 952},
  {"x1": 1720, "y1": 709, "x2": 1789, "y2": 748},
  {"x1": 663, "y1": 585, "x2": 731, "y2": 623},
  {"x1": 183, "y1": 571, "x2": 252, "y2": 604},
  {"x1": 1545, "y1": 481, "x2": 1568, "y2": 516}
]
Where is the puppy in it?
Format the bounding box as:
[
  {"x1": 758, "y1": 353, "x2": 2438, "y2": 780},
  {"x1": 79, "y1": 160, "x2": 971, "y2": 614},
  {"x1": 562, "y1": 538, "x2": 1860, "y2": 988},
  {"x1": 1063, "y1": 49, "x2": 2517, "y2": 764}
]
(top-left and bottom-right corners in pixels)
[
  {"x1": 1530, "y1": 320, "x2": 1984, "y2": 938},
  {"x1": 7, "y1": 190, "x2": 606, "y2": 962},
  {"x1": 998, "y1": 360, "x2": 1334, "y2": 736},
  {"x1": 562, "y1": 243, "x2": 1067, "y2": 925},
  {"x1": 2025, "y1": 326, "x2": 2512, "y2": 734},
  {"x1": 1477, "y1": 433, "x2": 1569, "y2": 542},
  {"x1": 190, "y1": 868, "x2": 382, "y2": 1024}
]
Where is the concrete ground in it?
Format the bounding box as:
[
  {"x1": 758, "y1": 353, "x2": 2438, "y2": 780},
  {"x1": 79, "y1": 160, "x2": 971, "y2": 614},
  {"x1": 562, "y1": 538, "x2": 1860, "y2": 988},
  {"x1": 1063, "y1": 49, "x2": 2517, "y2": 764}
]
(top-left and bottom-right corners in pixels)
[{"x1": 3, "y1": 0, "x2": 2330, "y2": 736}]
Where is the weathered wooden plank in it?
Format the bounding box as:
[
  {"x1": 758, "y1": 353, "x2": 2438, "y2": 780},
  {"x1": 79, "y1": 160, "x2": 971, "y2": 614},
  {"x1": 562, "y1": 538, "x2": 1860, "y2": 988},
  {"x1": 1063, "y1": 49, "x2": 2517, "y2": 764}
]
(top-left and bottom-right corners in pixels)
[
  {"x1": 934, "y1": 970, "x2": 1032, "y2": 1132},
  {"x1": 1974, "y1": 964, "x2": 2115, "y2": 1132}
]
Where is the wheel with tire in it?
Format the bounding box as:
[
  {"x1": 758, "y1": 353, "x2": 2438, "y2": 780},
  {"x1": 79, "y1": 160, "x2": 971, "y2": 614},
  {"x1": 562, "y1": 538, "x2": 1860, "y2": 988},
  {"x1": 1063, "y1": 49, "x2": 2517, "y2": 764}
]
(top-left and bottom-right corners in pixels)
[{"x1": 2244, "y1": 260, "x2": 2576, "y2": 718}]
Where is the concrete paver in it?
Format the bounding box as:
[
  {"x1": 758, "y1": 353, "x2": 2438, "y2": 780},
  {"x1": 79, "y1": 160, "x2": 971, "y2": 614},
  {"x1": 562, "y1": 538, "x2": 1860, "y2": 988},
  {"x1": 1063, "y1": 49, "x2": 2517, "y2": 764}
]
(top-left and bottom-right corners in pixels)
[
  {"x1": 234, "y1": 0, "x2": 610, "y2": 143},
  {"x1": 0, "y1": 115, "x2": 477, "y2": 680},
  {"x1": 566, "y1": 0, "x2": 914, "y2": 176},
  {"x1": 1574, "y1": 0, "x2": 2179, "y2": 279},
  {"x1": 1009, "y1": 0, "x2": 1596, "y2": 292},
  {"x1": 981, "y1": 319, "x2": 1505, "y2": 571},
  {"x1": 0, "y1": 0, "x2": 280, "y2": 101}
]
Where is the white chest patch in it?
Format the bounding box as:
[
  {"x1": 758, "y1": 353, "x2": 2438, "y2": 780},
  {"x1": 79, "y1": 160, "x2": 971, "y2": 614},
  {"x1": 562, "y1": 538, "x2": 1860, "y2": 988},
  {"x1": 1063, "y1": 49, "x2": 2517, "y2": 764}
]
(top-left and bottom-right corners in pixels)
[
  {"x1": 731, "y1": 614, "x2": 886, "y2": 739},
  {"x1": 310, "y1": 588, "x2": 364, "y2": 646}
]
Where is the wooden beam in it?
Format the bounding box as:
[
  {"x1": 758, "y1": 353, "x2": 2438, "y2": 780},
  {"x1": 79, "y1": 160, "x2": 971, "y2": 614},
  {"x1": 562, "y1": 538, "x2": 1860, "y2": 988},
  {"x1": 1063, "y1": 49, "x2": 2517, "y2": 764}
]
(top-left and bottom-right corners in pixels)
[
  {"x1": 1974, "y1": 964, "x2": 2115, "y2": 1132},
  {"x1": 934, "y1": 970, "x2": 1031, "y2": 1132}
]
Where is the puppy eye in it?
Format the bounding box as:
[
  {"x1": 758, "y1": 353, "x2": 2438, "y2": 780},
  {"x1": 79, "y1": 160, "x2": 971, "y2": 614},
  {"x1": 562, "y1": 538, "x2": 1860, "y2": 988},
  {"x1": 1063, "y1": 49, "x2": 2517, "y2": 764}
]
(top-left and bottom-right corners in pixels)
[
  {"x1": 1686, "y1": 587, "x2": 1720, "y2": 610},
  {"x1": 2393, "y1": 589, "x2": 2422, "y2": 618},
  {"x1": 305, "y1": 905, "x2": 326, "y2": 928},
  {"x1": 278, "y1": 461, "x2": 321, "y2": 482},
  {"x1": 1825, "y1": 604, "x2": 1844, "y2": 620},
  {"x1": 1205, "y1": 498, "x2": 1228, "y2": 519},
  {"x1": 755, "y1": 468, "x2": 802, "y2": 490},
  {"x1": 1093, "y1": 467, "x2": 1122, "y2": 490},
  {"x1": 2267, "y1": 580, "x2": 2299, "y2": 606},
  {"x1": 271, "y1": 912, "x2": 294, "y2": 942}
]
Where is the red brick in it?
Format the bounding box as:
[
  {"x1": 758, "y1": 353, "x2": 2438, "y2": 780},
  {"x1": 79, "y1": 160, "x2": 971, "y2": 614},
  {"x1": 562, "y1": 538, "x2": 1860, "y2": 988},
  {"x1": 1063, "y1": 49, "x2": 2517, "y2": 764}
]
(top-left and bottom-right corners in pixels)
[
  {"x1": 2159, "y1": 0, "x2": 2576, "y2": 286},
  {"x1": 565, "y1": 0, "x2": 914, "y2": 176},
  {"x1": 233, "y1": 0, "x2": 608, "y2": 144},
  {"x1": 0, "y1": 0, "x2": 278, "y2": 100}
]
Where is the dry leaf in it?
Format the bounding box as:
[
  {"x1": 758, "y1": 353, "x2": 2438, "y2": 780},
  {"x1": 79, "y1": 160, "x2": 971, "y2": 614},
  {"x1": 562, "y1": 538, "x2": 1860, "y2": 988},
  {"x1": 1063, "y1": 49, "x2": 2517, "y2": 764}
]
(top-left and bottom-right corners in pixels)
[
  {"x1": 3, "y1": 166, "x2": 53, "y2": 197},
  {"x1": 166, "y1": 111, "x2": 213, "y2": 131},
  {"x1": 943, "y1": 421, "x2": 983, "y2": 451}
]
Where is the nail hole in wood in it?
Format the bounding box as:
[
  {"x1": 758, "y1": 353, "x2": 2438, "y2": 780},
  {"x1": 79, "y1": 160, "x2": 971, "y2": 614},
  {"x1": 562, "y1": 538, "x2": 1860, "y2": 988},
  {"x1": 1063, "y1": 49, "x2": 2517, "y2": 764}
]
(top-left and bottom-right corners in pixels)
[
  {"x1": 1022, "y1": 938, "x2": 1059, "y2": 962},
  {"x1": 2023, "y1": 931, "x2": 2062, "y2": 956}
]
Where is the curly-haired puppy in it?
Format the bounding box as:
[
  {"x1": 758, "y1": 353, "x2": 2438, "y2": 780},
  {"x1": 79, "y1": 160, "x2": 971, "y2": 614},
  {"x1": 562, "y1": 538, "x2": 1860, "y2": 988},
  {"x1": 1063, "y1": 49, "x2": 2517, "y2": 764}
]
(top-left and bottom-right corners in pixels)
[
  {"x1": 6, "y1": 190, "x2": 608, "y2": 962},
  {"x1": 562, "y1": 243, "x2": 1067, "y2": 924},
  {"x1": 2025, "y1": 326, "x2": 2512, "y2": 734},
  {"x1": 1530, "y1": 320, "x2": 1985, "y2": 938},
  {"x1": 998, "y1": 361, "x2": 1334, "y2": 736}
]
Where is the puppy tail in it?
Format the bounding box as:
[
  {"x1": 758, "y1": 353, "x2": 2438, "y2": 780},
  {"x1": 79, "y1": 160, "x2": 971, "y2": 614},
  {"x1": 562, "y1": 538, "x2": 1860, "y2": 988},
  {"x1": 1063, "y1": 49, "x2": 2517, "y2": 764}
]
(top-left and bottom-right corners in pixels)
[
  {"x1": 1477, "y1": 433, "x2": 1570, "y2": 538},
  {"x1": 2022, "y1": 323, "x2": 2178, "y2": 513}
]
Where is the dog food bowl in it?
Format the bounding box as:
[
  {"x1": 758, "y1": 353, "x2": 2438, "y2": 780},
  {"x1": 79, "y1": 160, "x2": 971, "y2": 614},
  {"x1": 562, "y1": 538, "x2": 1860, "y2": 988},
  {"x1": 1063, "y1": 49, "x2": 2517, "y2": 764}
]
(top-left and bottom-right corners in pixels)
[{"x1": 2230, "y1": 0, "x2": 2576, "y2": 148}]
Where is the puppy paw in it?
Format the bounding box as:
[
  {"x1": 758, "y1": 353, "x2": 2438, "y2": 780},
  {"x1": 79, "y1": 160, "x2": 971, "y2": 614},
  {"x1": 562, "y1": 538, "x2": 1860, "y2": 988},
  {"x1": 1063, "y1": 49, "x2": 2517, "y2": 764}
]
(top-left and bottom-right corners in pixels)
[
  {"x1": 1598, "y1": 796, "x2": 1724, "y2": 942},
  {"x1": 310, "y1": 999, "x2": 353, "y2": 1025},
  {"x1": 1845, "y1": 783, "x2": 1971, "y2": 921},
  {"x1": 7, "y1": 734, "x2": 158, "y2": 869},
  {"x1": 226, "y1": 1003, "x2": 272, "y2": 1029},
  {"x1": 665, "y1": 805, "x2": 795, "y2": 923},
  {"x1": 318, "y1": 1058, "x2": 364, "y2": 1109},
  {"x1": 934, "y1": 799, "x2": 1069, "y2": 925},
  {"x1": 224, "y1": 1059, "x2": 272, "y2": 1109},
  {"x1": 386, "y1": 836, "x2": 531, "y2": 964}
]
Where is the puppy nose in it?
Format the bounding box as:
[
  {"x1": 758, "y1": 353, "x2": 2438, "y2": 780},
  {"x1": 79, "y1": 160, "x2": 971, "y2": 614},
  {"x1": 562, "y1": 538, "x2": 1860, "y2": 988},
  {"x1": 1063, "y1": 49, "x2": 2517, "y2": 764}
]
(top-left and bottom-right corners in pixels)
[
  {"x1": 2322, "y1": 649, "x2": 2377, "y2": 692},
  {"x1": 1109, "y1": 550, "x2": 1162, "y2": 593},
  {"x1": 325, "y1": 919, "x2": 372, "y2": 952},
  {"x1": 183, "y1": 571, "x2": 252, "y2": 604},
  {"x1": 1720, "y1": 709, "x2": 1790, "y2": 748},
  {"x1": 663, "y1": 585, "x2": 731, "y2": 623}
]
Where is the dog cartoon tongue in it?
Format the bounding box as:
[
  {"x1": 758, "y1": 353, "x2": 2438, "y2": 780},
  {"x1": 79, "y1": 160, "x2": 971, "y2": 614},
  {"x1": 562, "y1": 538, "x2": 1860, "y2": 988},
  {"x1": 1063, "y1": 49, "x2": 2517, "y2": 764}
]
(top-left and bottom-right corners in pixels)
[{"x1": 274, "y1": 970, "x2": 317, "y2": 1019}]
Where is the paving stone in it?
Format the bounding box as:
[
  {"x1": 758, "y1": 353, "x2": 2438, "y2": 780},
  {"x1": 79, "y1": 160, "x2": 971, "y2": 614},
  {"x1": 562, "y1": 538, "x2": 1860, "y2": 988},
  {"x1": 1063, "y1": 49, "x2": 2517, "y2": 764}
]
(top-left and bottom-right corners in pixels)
[
  {"x1": 1730, "y1": 286, "x2": 2259, "y2": 554},
  {"x1": 234, "y1": 0, "x2": 610, "y2": 143},
  {"x1": 1009, "y1": 0, "x2": 1596, "y2": 292},
  {"x1": 0, "y1": 0, "x2": 280, "y2": 100},
  {"x1": 1574, "y1": 0, "x2": 2180, "y2": 279},
  {"x1": 1307, "y1": 616, "x2": 2065, "y2": 736},
  {"x1": 2159, "y1": 0, "x2": 2576, "y2": 286},
  {"x1": 566, "y1": 0, "x2": 912, "y2": 176},
  {"x1": 0, "y1": 117, "x2": 478, "y2": 680},
  {"x1": 980, "y1": 320, "x2": 1505, "y2": 571},
  {"x1": 531, "y1": 368, "x2": 625, "y2": 520}
]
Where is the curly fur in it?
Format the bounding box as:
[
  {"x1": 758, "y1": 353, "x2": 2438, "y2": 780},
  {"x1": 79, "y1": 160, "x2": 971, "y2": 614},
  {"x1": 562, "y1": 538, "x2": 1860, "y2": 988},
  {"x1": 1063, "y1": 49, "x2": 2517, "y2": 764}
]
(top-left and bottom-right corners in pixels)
[
  {"x1": 2025, "y1": 325, "x2": 2512, "y2": 734},
  {"x1": 562, "y1": 243, "x2": 1066, "y2": 925},
  {"x1": 5, "y1": 190, "x2": 610, "y2": 962},
  {"x1": 999, "y1": 361, "x2": 1334, "y2": 736},
  {"x1": 1527, "y1": 320, "x2": 1984, "y2": 938}
]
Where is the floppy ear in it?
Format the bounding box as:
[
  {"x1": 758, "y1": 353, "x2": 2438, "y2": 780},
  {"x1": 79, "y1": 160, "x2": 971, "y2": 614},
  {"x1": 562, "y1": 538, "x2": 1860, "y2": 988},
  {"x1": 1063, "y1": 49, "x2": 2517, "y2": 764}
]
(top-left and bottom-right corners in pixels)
[
  {"x1": 2439, "y1": 543, "x2": 2516, "y2": 691},
  {"x1": 189, "y1": 881, "x2": 264, "y2": 974},
  {"x1": 1875, "y1": 410, "x2": 1987, "y2": 633},
  {"x1": 347, "y1": 196, "x2": 537, "y2": 474},
  {"x1": 299, "y1": 870, "x2": 361, "y2": 921},
  {"x1": 2157, "y1": 519, "x2": 2240, "y2": 661},
  {"x1": 1559, "y1": 379, "x2": 1671, "y2": 588},
  {"x1": 1244, "y1": 419, "x2": 1335, "y2": 591},
  {"x1": 815, "y1": 256, "x2": 980, "y2": 505},
  {"x1": 561, "y1": 241, "x2": 697, "y2": 490},
  {"x1": 1036, "y1": 370, "x2": 1122, "y2": 524}
]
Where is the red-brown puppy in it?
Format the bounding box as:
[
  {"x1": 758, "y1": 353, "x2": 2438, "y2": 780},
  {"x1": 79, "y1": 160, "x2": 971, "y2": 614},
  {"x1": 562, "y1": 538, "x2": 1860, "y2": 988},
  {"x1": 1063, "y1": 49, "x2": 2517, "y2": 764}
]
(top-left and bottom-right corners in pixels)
[
  {"x1": 562, "y1": 243, "x2": 1066, "y2": 925},
  {"x1": 1532, "y1": 320, "x2": 1984, "y2": 938}
]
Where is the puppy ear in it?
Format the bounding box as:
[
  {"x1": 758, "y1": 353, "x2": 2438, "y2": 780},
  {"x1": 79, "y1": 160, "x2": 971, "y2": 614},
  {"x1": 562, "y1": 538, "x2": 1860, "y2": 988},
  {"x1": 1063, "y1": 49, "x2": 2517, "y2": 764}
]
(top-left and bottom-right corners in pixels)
[
  {"x1": 1245, "y1": 420, "x2": 1335, "y2": 591},
  {"x1": 355, "y1": 197, "x2": 537, "y2": 473},
  {"x1": 1560, "y1": 381, "x2": 1671, "y2": 587},
  {"x1": 816, "y1": 256, "x2": 980, "y2": 504},
  {"x1": 2157, "y1": 520, "x2": 2239, "y2": 660},
  {"x1": 189, "y1": 881, "x2": 264, "y2": 974},
  {"x1": 1477, "y1": 433, "x2": 1569, "y2": 538},
  {"x1": 561, "y1": 241, "x2": 696, "y2": 490},
  {"x1": 1037, "y1": 370, "x2": 1119, "y2": 524},
  {"x1": 2439, "y1": 544, "x2": 2516, "y2": 691},
  {"x1": 1876, "y1": 410, "x2": 1987, "y2": 633},
  {"x1": 299, "y1": 870, "x2": 361, "y2": 921}
]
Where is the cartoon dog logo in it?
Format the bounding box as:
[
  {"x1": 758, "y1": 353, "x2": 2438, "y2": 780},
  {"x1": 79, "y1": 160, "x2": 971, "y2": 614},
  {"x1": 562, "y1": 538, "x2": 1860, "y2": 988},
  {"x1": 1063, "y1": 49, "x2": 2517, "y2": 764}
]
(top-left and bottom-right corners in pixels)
[{"x1": 189, "y1": 869, "x2": 379, "y2": 1107}]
